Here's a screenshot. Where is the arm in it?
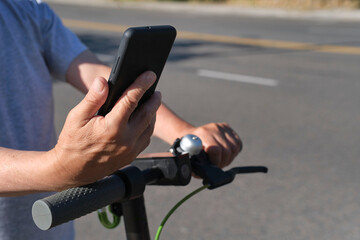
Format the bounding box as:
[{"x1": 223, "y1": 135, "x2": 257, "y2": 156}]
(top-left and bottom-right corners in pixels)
[
  {"x1": 0, "y1": 50, "x2": 102, "y2": 196},
  {"x1": 153, "y1": 104, "x2": 242, "y2": 168},
  {"x1": 0, "y1": 68, "x2": 161, "y2": 197},
  {"x1": 65, "y1": 50, "x2": 111, "y2": 94},
  {"x1": 67, "y1": 51, "x2": 242, "y2": 168},
  {"x1": 0, "y1": 148, "x2": 60, "y2": 196}
]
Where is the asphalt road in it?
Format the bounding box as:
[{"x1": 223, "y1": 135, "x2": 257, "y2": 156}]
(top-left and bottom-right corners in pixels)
[{"x1": 48, "y1": 2, "x2": 360, "y2": 240}]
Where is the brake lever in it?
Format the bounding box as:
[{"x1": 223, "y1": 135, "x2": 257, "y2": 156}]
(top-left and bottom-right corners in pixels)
[
  {"x1": 170, "y1": 135, "x2": 268, "y2": 190},
  {"x1": 190, "y1": 150, "x2": 267, "y2": 189}
]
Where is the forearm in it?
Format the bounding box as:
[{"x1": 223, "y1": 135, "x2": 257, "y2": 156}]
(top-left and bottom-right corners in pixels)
[
  {"x1": 153, "y1": 103, "x2": 195, "y2": 144},
  {"x1": 0, "y1": 148, "x2": 61, "y2": 197},
  {"x1": 66, "y1": 50, "x2": 111, "y2": 94},
  {"x1": 65, "y1": 51, "x2": 193, "y2": 143},
  {"x1": 64, "y1": 50, "x2": 241, "y2": 171},
  {"x1": 154, "y1": 104, "x2": 242, "y2": 168},
  {"x1": 0, "y1": 70, "x2": 161, "y2": 197}
]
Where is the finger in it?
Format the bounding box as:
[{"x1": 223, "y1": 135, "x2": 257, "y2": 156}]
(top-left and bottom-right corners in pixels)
[
  {"x1": 217, "y1": 124, "x2": 242, "y2": 166},
  {"x1": 215, "y1": 139, "x2": 231, "y2": 168},
  {"x1": 219, "y1": 132, "x2": 239, "y2": 165},
  {"x1": 225, "y1": 130, "x2": 242, "y2": 156},
  {"x1": 134, "y1": 116, "x2": 157, "y2": 155},
  {"x1": 222, "y1": 124, "x2": 243, "y2": 153},
  {"x1": 70, "y1": 77, "x2": 108, "y2": 123},
  {"x1": 205, "y1": 144, "x2": 222, "y2": 167},
  {"x1": 233, "y1": 131, "x2": 243, "y2": 153},
  {"x1": 202, "y1": 125, "x2": 231, "y2": 168},
  {"x1": 106, "y1": 71, "x2": 157, "y2": 125},
  {"x1": 128, "y1": 91, "x2": 162, "y2": 137}
]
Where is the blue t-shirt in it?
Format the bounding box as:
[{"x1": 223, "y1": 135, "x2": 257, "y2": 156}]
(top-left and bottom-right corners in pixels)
[{"x1": 0, "y1": 0, "x2": 87, "y2": 239}]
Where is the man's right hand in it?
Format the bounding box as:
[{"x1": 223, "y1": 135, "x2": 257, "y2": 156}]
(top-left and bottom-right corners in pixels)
[{"x1": 49, "y1": 71, "x2": 161, "y2": 190}]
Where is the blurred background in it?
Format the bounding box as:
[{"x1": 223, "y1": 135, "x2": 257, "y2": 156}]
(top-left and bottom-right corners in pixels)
[{"x1": 48, "y1": 0, "x2": 360, "y2": 239}]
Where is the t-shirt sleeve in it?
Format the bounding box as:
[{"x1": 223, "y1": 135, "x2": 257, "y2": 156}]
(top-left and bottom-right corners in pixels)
[{"x1": 38, "y1": 2, "x2": 88, "y2": 80}]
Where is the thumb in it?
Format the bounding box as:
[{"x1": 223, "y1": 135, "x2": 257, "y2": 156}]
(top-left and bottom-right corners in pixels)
[{"x1": 72, "y1": 77, "x2": 108, "y2": 121}]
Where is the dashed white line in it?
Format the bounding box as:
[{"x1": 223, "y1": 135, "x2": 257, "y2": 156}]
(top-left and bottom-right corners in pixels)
[{"x1": 197, "y1": 69, "x2": 279, "y2": 87}]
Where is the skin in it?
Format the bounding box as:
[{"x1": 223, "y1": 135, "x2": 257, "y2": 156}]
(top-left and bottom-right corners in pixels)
[
  {"x1": 0, "y1": 50, "x2": 242, "y2": 196},
  {"x1": 153, "y1": 105, "x2": 242, "y2": 169}
]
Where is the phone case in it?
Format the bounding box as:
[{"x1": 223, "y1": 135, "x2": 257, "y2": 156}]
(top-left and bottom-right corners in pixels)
[{"x1": 97, "y1": 25, "x2": 177, "y2": 116}]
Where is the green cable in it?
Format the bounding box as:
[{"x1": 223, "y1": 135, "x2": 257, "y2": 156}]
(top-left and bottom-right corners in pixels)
[
  {"x1": 155, "y1": 184, "x2": 209, "y2": 240},
  {"x1": 97, "y1": 206, "x2": 121, "y2": 229}
]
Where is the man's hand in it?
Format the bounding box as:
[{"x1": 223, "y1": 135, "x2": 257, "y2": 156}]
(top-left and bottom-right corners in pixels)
[
  {"x1": 180, "y1": 123, "x2": 242, "y2": 168},
  {"x1": 50, "y1": 71, "x2": 161, "y2": 190},
  {"x1": 154, "y1": 105, "x2": 242, "y2": 168}
]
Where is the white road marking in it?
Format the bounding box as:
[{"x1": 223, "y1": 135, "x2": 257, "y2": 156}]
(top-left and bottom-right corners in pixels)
[{"x1": 197, "y1": 69, "x2": 279, "y2": 87}]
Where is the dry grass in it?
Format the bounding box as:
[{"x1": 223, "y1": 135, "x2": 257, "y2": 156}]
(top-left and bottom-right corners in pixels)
[
  {"x1": 224, "y1": 0, "x2": 359, "y2": 9},
  {"x1": 114, "y1": 0, "x2": 360, "y2": 9}
]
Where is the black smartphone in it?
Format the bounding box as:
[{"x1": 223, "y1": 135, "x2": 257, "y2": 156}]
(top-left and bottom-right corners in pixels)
[{"x1": 97, "y1": 25, "x2": 177, "y2": 116}]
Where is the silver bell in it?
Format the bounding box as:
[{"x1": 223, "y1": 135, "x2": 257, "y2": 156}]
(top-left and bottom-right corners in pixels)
[{"x1": 179, "y1": 134, "x2": 203, "y2": 156}]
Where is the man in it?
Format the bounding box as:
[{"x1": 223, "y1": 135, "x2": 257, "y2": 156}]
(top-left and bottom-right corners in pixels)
[{"x1": 0, "y1": 0, "x2": 242, "y2": 239}]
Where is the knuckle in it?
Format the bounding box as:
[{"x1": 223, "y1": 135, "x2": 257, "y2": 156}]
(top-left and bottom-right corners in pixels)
[
  {"x1": 123, "y1": 93, "x2": 139, "y2": 112},
  {"x1": 139, "y1": 105, "x2": 157, "y2": 126},
  {"x1": 210, "y1": 122, "x2": 222, "y2": 131},
  {"x1": 144, "y1": 113, "x2": 154, "y2": 127},
  {"x1": 217, "y1": 122, "x2": 229, "y2": 131},
  {"x1": 106, "y1": 128, "x2": 118, "y2": 140},
  {"x1": 221, "y1": 122, "x2": 230, "y2": 127},
  {"x1": 104, "y1": 121, "x2": 121, "y2": 139},
  {"x1": 85, "y1": 91, "x2": 99, "y2": 106},
  {"x1": 67, "y1": 108, "x2": 77, "y2": 120}
]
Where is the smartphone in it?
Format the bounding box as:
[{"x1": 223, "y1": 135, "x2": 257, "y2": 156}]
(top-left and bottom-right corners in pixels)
[{"x1": 97, "y1": 25, "x2": 177, "y2": 116}]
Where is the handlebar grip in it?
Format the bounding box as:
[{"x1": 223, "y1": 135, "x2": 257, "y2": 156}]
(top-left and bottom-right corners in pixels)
[{"x1": 32, "y1": 174, "x2": 126, "y2": 230}]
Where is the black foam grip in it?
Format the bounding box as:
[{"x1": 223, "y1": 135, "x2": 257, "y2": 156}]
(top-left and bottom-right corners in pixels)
[{"x1": 32, "y1": 174, "x2": 126, "y2": 230}]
